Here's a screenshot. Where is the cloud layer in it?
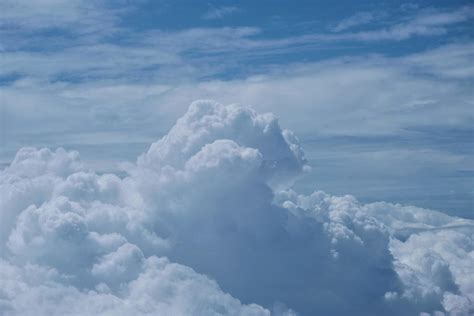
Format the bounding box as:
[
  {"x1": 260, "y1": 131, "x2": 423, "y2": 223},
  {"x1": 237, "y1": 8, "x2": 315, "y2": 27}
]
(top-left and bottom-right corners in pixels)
[{"x1": 1, "y1": 101, "x2": 473, "y2": 315}]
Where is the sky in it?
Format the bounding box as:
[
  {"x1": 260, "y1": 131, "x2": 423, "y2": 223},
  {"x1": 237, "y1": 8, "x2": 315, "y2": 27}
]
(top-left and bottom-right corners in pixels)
[
  {"x1": 1, "y1": 0, "x2": 473, "y2": 217},
  {"x1": 0, "y1": 1, "x2": 474, "y2": 315}
]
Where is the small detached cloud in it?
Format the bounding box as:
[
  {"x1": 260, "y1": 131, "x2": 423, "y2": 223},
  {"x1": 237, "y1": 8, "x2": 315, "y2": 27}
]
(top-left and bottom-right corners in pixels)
[
  {"x1": 1, "y1": 101, "x2": 473, "y2": 315},
  {"x1": 330, "y1": 11, "x2": 382, "y2": 32},
  {"x1": 202, "y1": 6, "x2": 241, "y2": 20}
]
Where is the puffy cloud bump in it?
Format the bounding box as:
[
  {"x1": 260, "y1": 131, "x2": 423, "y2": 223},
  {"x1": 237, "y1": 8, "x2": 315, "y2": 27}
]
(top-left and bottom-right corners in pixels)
[{"x1": 0, "y1": 101, "x2": 472, "y2": 315}]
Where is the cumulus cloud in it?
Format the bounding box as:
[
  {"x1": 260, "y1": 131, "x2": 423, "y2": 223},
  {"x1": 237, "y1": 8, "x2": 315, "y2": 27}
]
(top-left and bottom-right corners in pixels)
[
  {"x1": 0, "y1": 257, "x2": 269, "y2": 316},
  {"x1": 0, "y1": 101, "x2": 473, "y2": 315}
]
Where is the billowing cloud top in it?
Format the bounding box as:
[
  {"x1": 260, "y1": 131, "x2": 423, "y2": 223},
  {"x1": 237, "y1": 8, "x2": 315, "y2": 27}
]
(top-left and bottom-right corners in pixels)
[{"x1": 0, "y1": 101, "x2": 472, "y2": 316}]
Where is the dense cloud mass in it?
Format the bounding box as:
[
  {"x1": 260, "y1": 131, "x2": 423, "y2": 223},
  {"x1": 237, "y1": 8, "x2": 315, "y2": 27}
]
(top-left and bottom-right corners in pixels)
[{"x1": 0, "y1": 101, "x2": 472, "y2": 316}]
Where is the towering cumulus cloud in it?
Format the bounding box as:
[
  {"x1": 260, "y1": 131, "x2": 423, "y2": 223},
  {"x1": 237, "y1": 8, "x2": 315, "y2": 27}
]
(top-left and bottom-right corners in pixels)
[{"x1": 0, "y1": 101, "x2": 472, "y2": 315}]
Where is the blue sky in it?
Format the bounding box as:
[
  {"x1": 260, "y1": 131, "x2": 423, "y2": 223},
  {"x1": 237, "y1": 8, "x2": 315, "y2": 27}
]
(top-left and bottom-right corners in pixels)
[{"x1": 1, "y1": 0, "x2": 473, "y2": 217}]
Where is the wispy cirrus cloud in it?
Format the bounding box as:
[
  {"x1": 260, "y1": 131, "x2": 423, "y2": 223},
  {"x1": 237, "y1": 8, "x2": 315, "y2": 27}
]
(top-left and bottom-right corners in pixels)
[
  {"x1": 329, "y1": 5, "x2": 474, "y2": 37},
  {"x1": 2, "y1": 43, "x2": 473, "y2": 160},
  {"x1": 0, "y1": 1, "x2": 473, "y2": 217},
  {"x1": 0, "y1": 0, "x2": 127, "y2": 38},
  {"x1": 330, "y1": 11, "x2": 383, "y2": 32},
  {"x1": 341, "y1": 5, "x2": 474, "y2": 41},
  {"x1": 1, "y1": 4, "x2": 473, "y2": 85},
  {"x1": 201, "y1": 6, "x2": 241, "y2": 20}
]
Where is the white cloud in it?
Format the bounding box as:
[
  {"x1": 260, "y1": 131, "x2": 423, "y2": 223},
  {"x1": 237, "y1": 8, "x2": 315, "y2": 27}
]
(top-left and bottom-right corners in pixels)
[
  {"x1": 2, "y1": 5, "x2": 472, "y2": 82},
  {"x1": 389, "y1": 228, "x2": 474, "y2": 314},
  {"x1": 202, "y1": 6, "x2": 241, "y2": 20},
  {"x1": 3, "y1": 42, "x2": 473, "y2": 135},
  {"x1": 0, "y1": 257, "x2": 270, "y2": 316},
  {"x1": 331, "y1": 12, "x2": 380, "y2": 32},
  {"x1": 325, "y1": 6, "x2": 474, "y2": 41},
  {"x1": 0, "y1": 3, "x2": 473, "y2": 314},
  {"x1": 1, "y1": 42, "x2": 472, "y2": 179},
  {"x1": 402, "y1": 42, "x2": 474, "y2": 79},
  {"x1": 0, "y1": 0, "x2": 125, "y2": 33},
  {"x1": 1, "y1": 101, "x2": 472, "y2": 315},
  {"x1": 342, "y1": 6, "x2": 474, "y2": 41}
]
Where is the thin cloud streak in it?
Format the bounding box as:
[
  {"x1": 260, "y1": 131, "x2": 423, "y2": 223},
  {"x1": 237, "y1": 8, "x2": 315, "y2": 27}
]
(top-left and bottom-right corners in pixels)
[{"x1": 202, "y1": 6, "x2": 241, "y2": 20}]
